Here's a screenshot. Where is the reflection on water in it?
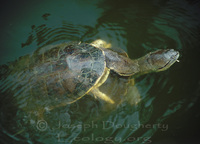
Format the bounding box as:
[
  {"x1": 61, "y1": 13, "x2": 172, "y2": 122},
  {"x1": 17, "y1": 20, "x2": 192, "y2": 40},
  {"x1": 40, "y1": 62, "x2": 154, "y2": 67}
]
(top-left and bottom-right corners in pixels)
[{"x1": 1, "y1": 0, "x2": 200, "y2": 144}]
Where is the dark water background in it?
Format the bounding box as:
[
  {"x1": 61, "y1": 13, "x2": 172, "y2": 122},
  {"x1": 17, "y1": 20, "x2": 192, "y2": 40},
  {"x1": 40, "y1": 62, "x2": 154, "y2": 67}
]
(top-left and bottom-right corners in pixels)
[{"x1": 0, "y1": 0, "x2": 200, "y2": 144}]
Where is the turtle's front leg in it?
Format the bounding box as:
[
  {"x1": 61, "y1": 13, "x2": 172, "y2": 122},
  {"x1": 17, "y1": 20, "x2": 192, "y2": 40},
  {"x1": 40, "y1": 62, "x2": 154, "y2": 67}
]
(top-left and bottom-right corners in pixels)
[{"x1": 90, "y1": 88, "x2": 115, "y2": 104}]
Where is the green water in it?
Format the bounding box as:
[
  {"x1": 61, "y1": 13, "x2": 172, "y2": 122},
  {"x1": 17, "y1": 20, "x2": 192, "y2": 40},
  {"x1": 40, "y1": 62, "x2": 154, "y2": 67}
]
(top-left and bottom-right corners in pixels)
[{"x1": 1, "y1": 0, "x2": 200, "y2": 144}]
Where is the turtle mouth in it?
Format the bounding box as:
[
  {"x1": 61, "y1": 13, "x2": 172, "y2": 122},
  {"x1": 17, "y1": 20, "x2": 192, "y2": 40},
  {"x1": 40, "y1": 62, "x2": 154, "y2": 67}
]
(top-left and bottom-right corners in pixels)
[{"x1": 159, "y1": 49, "x2": 180, "y2": 70}]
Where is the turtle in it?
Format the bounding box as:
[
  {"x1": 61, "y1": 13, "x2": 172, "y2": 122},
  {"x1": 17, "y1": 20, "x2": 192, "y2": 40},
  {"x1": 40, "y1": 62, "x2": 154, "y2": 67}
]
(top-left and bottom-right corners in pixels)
[{"x1": 0, "y1": 40, "x2": 179, "y2": 117}]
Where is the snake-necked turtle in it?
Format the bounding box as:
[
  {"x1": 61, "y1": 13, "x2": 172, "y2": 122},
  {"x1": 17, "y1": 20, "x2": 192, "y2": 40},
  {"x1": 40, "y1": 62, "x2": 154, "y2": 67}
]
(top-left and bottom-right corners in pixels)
[{"x1": 0, "y1": 40, "x2": 179, "y2": 116}]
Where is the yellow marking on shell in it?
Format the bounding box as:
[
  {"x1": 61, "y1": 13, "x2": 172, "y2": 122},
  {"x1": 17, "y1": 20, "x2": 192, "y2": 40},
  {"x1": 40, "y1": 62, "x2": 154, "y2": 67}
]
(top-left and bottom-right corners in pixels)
[{"x1": 95, "y1": 67, "x2": 110, "y2": 87}]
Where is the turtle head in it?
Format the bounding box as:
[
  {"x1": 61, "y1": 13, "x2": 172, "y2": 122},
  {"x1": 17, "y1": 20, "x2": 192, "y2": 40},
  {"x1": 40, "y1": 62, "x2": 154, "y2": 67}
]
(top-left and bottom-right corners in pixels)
[{"x1": 146, "y1": 49, "x2": 179, "y2": 72}]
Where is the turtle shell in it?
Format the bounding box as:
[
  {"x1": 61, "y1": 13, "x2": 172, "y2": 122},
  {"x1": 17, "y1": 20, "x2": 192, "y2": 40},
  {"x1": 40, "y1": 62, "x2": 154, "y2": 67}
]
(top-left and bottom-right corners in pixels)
[
  {"x1": 57, "y1": 42, "x2": 106, "y2": 98},
  {"x1": 4, "y1": 42, "x2": 106, "y2": 111}
]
